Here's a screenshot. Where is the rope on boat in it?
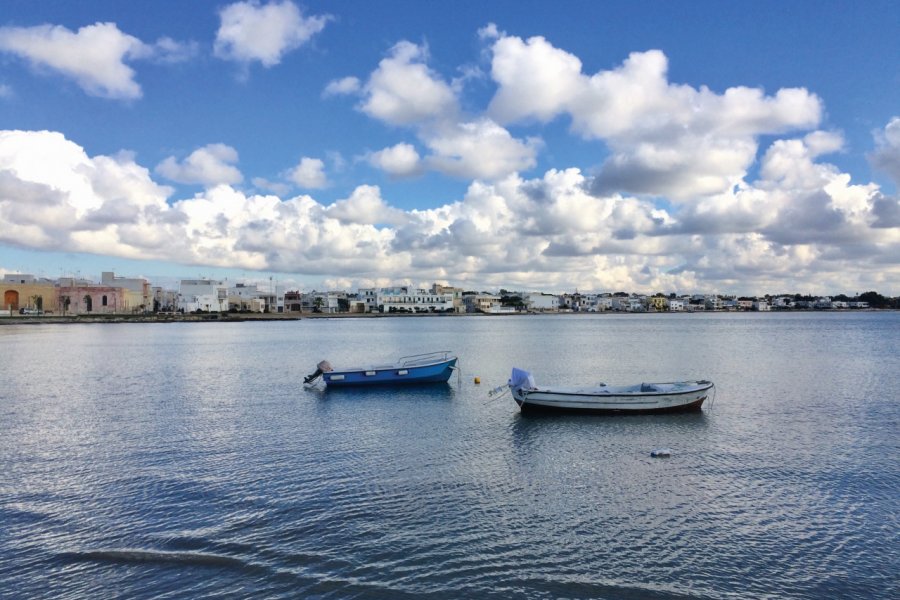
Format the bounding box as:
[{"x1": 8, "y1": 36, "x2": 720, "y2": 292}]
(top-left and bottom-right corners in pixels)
[
  {"x1": 487, "y1": 383, "x2": 509, "y2": 399},
  {"x1": 450, "y1": 362, "x2": 461, "y2": 387},
  {"x1": 707, "y1": 383, "x2": 717, "y2": 410}
]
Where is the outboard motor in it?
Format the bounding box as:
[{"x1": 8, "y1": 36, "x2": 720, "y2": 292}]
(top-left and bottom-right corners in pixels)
[{"x1": 304, "y1": 360, "x2": 333, "y2": 384}]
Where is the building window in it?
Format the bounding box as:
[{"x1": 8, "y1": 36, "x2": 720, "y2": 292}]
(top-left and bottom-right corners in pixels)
[{"x1": 102, "y1": 295, "x2": 108, "y2": 306}]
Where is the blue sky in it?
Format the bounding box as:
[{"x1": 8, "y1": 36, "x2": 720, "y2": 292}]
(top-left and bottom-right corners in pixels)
[{"x1": 1, "y1": 1, "x2": 898, "y2": 295}]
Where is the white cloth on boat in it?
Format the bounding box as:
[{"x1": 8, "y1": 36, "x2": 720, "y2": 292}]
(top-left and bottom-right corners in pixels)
[{"x1": 509, "y1": 368, "x2": 536, "y2": 391}]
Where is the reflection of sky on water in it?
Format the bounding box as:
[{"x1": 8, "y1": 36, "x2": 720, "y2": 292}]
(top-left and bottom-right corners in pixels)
[{"x1": 1, "y1": 312, "x2": 897, "y2": 599}]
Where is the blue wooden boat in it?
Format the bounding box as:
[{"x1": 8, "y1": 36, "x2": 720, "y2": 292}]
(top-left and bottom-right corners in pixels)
[{"x1": 304, "y1": 351, "x2": 458, "y2": 387}]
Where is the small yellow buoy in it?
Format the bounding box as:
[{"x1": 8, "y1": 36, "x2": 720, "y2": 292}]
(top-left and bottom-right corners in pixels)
[{"x1": 474, "y1": 376, "x2": 481, "y2": 384}]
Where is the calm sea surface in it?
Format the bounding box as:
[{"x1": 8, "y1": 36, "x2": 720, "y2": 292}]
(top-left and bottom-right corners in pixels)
[{"x1": 1, "y1": 313, "x2": 898, "y2": 599}]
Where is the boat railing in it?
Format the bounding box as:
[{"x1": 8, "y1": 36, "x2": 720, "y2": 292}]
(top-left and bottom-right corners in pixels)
[{"x1": 398, "y1": 351, "x2": 454, "y2": 367}]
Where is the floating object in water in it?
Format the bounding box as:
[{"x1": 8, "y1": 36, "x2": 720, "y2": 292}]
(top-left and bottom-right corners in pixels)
[
  {"x1": 474, "y1": 376, "x2": 481, "y2": 384},
  {"x1": 506, "y1": 368, "x2": 714, "y2": 414},
  {"x1": 304, "y1": 352, "x2": 457, "y2": 386},
  {"x1": 650, "y1": 448, "x2": 672, "y2": 458}
]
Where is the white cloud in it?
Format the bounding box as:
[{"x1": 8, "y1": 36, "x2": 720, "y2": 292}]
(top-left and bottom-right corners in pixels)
[
  {"x1": 487, "y1": 33, "x2": 584, "y2": 124},
  {"x1": 0, "y1": 84, "x2": 11, "y2": 98},
  {"x1": 150, "y1": 36, "x2": 199, "y2": 64},
  {"x1": 0, "y1": 130, "x2": 179, "y2": 254},
  {"x1": 478, "y1": 23, "x2": 501, "y2": 41},
  {"x1": 360, "y1": 41, "x2": 458, "y2": 126},
  {"x1": 252, "y1": 177, "x2": 291, "y2": 197},
  {"x1": 423, "y1": 119, "x2": 540, "y2": 180},
  {"x1": 2, "y1": 129, "x2": 898, "y2": 295},
  {"x1": 0, "y1": 22, "x2": 148, "y2": 99},
  {"x1": 288, "y1": 157, "x2": 328, "y2": 189},
  {"x1": 368, "y1": 143, "x2": 421, "y2": 177},
  {"x1": 868, "y1": 116, "x2": 900, "y2": 186},
  {"x1": 214, "y1": 0, "x2": 329, "y2": 68},
  {"x1": 0, "y1": 23, "x2": 195, "y2": 99},
  {"x1": 323, "y1": 76, "x2": 361, "y2": 97},
  {"x1": 485, "y1": 35, "x2": 822, "y2": 199},
  {"x1": 344, "y1": 38, "x2": 540, "y2": 181},
  {"x1": 326, "y1": 185, "x2": 407, "y2": 226},
  {"x1": 155, "y1": 144, "x2": 243, "y2": 187}
]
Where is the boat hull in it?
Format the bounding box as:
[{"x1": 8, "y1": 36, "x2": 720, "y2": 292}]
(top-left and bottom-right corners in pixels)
[
  {"x1": 324, "y1": 357, "x2": 457, "y2": 387},
  {"x1": 513, "y1": 381, "x2": 713, "y2": 414}
]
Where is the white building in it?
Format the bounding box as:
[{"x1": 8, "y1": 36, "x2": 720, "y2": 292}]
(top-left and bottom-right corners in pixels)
[
  {"x1": 771, "y1": 296, "x2": 793, "y2": 308},
  {"x1": 3, "y1": 274, "x2": 36, "y2": 284},
  {"x1": 594, "y1": 296, "x2": 614, "y2": 311},
  {"x1": 705, "y1": 295, "x2": 723, "y2": 311},
  {"x1": 178, "y1": 279, "x2": 228, "y2": 313},
  {"x1": 524, "y1": 292, "x2": 559, "y2": 312},
  {"x1": 101, "y1": 271, "x2": 152, "y2": 313},
  {"x1": 815, "y1": 297, "x2": 833, "y2": 309},
  {"x1": 378, "y1": 287, "x2": 454, "y2": 313},
  {"x1": 464, "y1": 293, "x2": 501, "y2": 313},
  {"x1": 668, "y1": 299, "x2": 685, "y2": 311},
  {"x1": 357, "y1": 288, "x2": 378, "y2": 312},
  {"x1": 611, "y1": 296, "x2": 644, "y2": 312},
  {"x1": 752, "y1": 300, "x2": 771, "y2": 311},
  {"x1": 227, "y1": 282, "x2": 284, "y2": 312}
]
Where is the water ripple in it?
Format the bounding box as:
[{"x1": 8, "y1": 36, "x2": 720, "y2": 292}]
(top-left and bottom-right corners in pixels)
[{"x1": 1, "y1": 314, "x2": 898, "y2": 599}]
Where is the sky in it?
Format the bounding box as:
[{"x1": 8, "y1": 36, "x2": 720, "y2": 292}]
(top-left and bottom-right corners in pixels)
[{"x1": 1, "y1": 0, "x2": 898, "y2": 295}]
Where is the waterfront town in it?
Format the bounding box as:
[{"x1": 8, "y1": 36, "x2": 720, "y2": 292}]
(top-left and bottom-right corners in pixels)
[{"x1": 1, "y1": 271, "x2": 896, "y2": 318}]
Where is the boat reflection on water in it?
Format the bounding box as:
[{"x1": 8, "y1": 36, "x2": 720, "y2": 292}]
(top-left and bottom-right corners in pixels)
[
  {"x1": 507, "y1": 408, "x2": 712, "y2": 461},
  {"x1": 305, "y1": 380, "x2": 458, "y2": 405}
]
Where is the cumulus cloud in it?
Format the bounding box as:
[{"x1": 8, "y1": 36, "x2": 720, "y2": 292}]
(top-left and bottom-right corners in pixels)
[
  {"x1": 0, "y1": 130, "x2": 177, "y2": 253},
  {"x1": 484, "y1": 34, "x2": 822, "y2": 199},
  {"x1": 0, "y1": 22, "x2": 194, "y2": 99},
  {"x1": 2, "y1": 125, "x2": 898, "y2": 295},
  {"x1": 342, "y1": 31, "x2": 822, "y2": 191},
  {"x1": 323, "y1": 76, "x2": 361, "y2": 97},
  {"x1": 871, "y1": 194, "x2": 900, "y2": 228},
  {"x1": 326, "y1": 185, "x2": 407, "y2": 226},
  {"x1": 155, "y1": 144, "x2": 243, "y2": 187},
  {"x1": 868, "y1": 117, "x2": 900, "y2": 186},
  {"x1": 150, "y1": 36, "x2": 199, "y2": 64},
  {"x1": 359, "y1": 41, "x2": 459, "y2": 126},
  {"x1": 0, "y1": 22, "x2": 146, "y2": 99},
  {"x1": 287, "y1": 157, "x2": 328, "y2": 189},
  {"x1": 214, "y1": 0, "x2": 329, "y2": 68},
  {"x1": 423, "y1": 119, "x2": 540, "y2": 180},
  {"x1": 332, "y1": 39, "x2": 539, "y2": 181},
  {"x1": 487, "y1": 33, "x2": 584, "y2": 124},
  {"x1": 368, "y1": 143, "x2": 421, "y2": 177},
  {"x1": 252, "y1": 176, "x2": 291, "y2": 197}
]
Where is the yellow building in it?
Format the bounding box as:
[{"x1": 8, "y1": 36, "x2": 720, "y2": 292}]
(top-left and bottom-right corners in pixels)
[
  {"x1": 648, "y1": 296, "x2": 669, "y2": 311},
  {"x1": 2, "y1": 276, "x2": 58, "y2": 313}
]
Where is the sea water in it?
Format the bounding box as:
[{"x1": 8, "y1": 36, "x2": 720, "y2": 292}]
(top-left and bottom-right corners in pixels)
[{"x1": 1, "y1": 312, "x2": 897, "y2": 599}]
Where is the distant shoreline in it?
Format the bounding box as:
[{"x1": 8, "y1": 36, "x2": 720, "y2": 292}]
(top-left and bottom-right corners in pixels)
[{"x1": 0, "y1": 308, "x2": 894, "y2": 325}]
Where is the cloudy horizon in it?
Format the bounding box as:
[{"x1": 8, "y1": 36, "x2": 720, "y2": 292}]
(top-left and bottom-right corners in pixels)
[{"x1": 1, "y1": 1, "x2": 898, "y2": 295}]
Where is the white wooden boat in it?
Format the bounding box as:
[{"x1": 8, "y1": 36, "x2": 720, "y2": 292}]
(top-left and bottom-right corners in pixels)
[{"x1": 507, "y1": 368, "x2": 714, "y2": 414}]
